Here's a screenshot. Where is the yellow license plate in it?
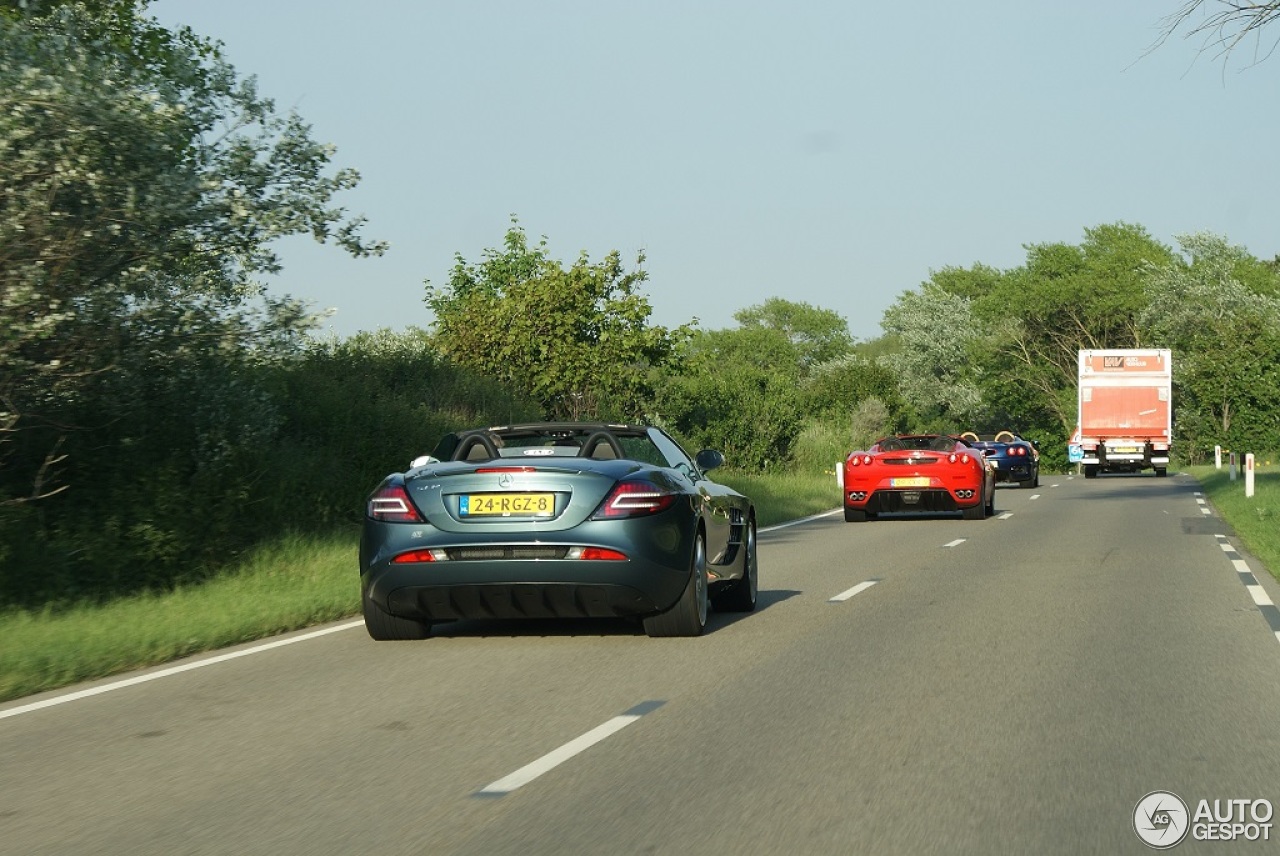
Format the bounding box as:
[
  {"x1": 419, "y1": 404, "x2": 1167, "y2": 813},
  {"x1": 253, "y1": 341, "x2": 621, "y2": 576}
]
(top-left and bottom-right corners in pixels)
[
  {"x1": 891, "y1": 477, "x2": 931, "y2": 488},
  {"x1": 1110, "y1": 446, "x2": 1139, "y2": 454},
  {"x1": 461, "y1": 493, "x2": 554, "y2": 517}
]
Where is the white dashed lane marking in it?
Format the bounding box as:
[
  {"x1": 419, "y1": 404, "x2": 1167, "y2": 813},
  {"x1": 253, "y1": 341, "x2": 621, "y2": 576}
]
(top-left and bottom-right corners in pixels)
[
  {"x1": 475, "y1": 700, "x2": 665, "y2": 797},
  {"x1": 829, "y1": 580, "x2": 880, "y2": 603},
  {"x1": 1213, "y1": 534, "x2": 1280, "y2": 647}
]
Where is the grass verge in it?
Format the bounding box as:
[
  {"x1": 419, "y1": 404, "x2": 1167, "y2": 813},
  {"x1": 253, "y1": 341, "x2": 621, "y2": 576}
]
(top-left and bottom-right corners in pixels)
[
  {"x1": 0, "y1": 533, "x2": 360, "y2": 703},
  {"x1": 1186, "y1": 460, "x2": 1279, "y2": 583}
]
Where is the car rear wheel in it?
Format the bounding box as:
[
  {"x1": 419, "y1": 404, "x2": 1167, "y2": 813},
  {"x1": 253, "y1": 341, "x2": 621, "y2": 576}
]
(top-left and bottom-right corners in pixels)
[
  {"x1": 843, "y1": 506, "x2": 866, "y2": 522},
  {"x1": 644, "y1": 531, "x2": 708, "y2": 637},
  {"x1": 362, "y1": 589, "x2": 431, "y2": 641},
  {"x1": 713, "y1": 518, "x2": 757, "y2": 613},
  {"x1": 962, "y1": 501, "x2": 987, "y2": 520}
]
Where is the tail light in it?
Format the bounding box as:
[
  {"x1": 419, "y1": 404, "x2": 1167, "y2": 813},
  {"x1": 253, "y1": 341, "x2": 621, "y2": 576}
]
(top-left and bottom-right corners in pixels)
[
  {"x1": 367, "y1": 485, "x2": 425, "y2": 523},
  {"x1": 1009, "y1": 446, "x2": 1026, "y2": 457},
  {"x1": 592, "y1": 480, "x2": 678, "y2": 519},
  {"x1": 848, "y1": 454, "x2": 873, "y2": 466},
  {"x1": 948, "y1": 453, "x2": 972, "y2": 464}
]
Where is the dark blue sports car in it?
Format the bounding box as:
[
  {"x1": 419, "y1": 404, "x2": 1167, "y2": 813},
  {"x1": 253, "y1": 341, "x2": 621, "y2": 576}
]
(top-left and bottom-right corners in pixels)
[
  {"x1": 359, "y1": 422, "x2": 758, "y2": 639},
  {"x1": 961, "y1": 431, "x2": 1040, "y2": 488}
]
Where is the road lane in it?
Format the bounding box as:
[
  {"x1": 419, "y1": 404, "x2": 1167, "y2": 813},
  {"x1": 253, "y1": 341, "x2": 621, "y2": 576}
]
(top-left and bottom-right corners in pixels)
[{"x1": 2, "y1": 473, "x2": 1278, "y2": 855}]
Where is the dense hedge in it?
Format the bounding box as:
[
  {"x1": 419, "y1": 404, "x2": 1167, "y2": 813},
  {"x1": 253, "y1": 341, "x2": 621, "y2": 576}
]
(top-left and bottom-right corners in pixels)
[{"x1": 0, "y1": 330, "x2": 540, "y2": 608}]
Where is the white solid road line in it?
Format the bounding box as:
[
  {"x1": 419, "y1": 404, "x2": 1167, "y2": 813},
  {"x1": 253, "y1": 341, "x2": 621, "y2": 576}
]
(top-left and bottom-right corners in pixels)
[{"x1": 0, "y1": 620, "x2": 365, "y2": 720}]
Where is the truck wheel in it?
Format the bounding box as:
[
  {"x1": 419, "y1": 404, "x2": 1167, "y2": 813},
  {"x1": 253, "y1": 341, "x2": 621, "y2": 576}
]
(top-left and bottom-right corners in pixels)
[
  {"x1": 1155, "y1": 467, "x2": 1167, "y2": 477},
  {"x1": 1084, "y1": 465, "x2": 1098, "y2": 479}
]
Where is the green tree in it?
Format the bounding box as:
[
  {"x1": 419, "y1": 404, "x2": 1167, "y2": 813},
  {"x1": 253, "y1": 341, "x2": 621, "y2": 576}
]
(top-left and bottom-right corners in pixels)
[
  {"x1": 1140, "y1": 232, "x2": 1280, "y2": 458},
  {"x1": 425, "y1": 221, "x2": 690, "y2": 420},
  {"x1": 879, "y1": 283, "x2": 987, "y2": 429},
  {"x1": 732, "y1": 297, "x2": 855, "y2": 370},
  {"x1": 0, "y1": 5, "x2": 385, "y2": 507},
  {"x1": 955, "y1": 223, "x2": 1175, "y2": 439}
]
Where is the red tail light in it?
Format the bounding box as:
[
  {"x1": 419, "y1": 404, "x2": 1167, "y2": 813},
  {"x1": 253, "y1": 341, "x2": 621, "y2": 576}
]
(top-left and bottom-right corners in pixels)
[
  {"x1": 367, "y1": 485, "x2": 424, "y2": 523},
  {"x1": 592, "y1": 480, "x2": 678, "y2": 519},
  {"x1": 579, "y1": 547, "x2": 627, "y2": 561},
  {"x1": 392, "y1": 549, "x2": 439, "y2": 563}
]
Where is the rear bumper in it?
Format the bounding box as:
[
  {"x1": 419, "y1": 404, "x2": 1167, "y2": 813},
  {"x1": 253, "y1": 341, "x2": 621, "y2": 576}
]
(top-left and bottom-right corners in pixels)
[
  {"x1": 844, "y1": 487, "x2": 981, "y2": 514},
  {"x1": 360, "y1": 515, "x2": 696, "y2": 621},
  {"x1": 990, "y1": 461, "x2": 1036, "y2": 483},
  {"x1": 1080, "y1": 440, "x2": 1169, "y2": 469}
]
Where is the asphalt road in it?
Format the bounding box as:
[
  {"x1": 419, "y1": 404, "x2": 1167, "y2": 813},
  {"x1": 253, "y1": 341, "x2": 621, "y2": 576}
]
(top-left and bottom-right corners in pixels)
[{"x1": 3, "y1": 472, "x2": 1280, "y2": 855}]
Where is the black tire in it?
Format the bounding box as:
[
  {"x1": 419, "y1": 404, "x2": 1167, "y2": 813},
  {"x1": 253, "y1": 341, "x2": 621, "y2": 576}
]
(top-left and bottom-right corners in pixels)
[
  {"x1": 1155, "y1": 467, "x2": 1168, "y2": 477},
  {"x1": 962, "y1": 501, "x2": 986, "y2": 520},
  {"x1": 713, "y1": 518, "x2": 758, "y2": 613},
  {"x1": 362, "y1": 589, "x2": 431, "y2": 641},
  {"x1": 644, "y1": 531, "x2": 708, "y2": 637},
  {"x1": 1084, "y1": 465, "x2": 1098, "y2": 479},
  {"x1": 844, "y1": 506, "x2": 867, "y2": 522}
]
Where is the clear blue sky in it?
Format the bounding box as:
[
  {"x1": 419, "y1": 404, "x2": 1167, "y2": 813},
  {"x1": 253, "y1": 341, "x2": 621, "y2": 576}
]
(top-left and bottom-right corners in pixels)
[{"x1": 151, "y1": 1, "x2": 1280, "y2": 342}]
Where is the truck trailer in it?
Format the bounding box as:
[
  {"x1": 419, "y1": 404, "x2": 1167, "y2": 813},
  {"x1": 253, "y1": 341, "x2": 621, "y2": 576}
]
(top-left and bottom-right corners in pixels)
[{"x1": 1074, "y1": 349, "x2": 1172, "y2": 478}]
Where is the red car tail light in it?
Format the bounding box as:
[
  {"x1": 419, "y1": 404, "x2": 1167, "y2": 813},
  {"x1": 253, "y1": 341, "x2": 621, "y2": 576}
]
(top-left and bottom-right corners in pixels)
[
  {"x1": 592, "y1": 480, "x2": 678, "y2": 519},
  {"x1": 571, "y1": 547, "x2": 628, "y2": 561},
  {"x1": 948, "y1": 453, "x2": 972, "y2": 465},
  {"x1": 392, "y1": 549, "x2": 442, "y2": 564},
  {"x1": 848, "y1": 454, "x2": 872, "y2": 466},
  {"x1": 367, "y1": 486, "x2": 425, "y2": 523}
]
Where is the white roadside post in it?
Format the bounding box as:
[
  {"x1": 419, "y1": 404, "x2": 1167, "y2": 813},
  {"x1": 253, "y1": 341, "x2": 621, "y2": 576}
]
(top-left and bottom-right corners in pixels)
[
  {"x1": 1215, "y1": 444, "x2": 1222, "y2": 469},
  {"x1": 1230, "y1": 451, "x2": 1238, "y2": 481},
  {"x1": 1245, "y1": 453, "x2": 1255, "y2": 498}
]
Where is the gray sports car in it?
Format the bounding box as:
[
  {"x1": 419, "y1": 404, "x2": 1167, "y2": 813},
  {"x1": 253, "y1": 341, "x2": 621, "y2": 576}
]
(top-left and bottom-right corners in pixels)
[{"x1": 359, "y1": 422, "x2": 758, "y2": 639}]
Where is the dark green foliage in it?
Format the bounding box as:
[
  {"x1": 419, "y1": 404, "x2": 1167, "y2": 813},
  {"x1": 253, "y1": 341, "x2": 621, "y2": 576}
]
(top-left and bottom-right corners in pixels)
[
  {"x1": 263, "y1": 330, "x2": 541, "y2": 531},
  {"x1": 0, "y1": 329, "x2": 538, "y2": 608},
  {"x1": 654, "y1": 365, "x2": 802, "y2": 471},
  {"x1": 426, "y1": 220, "x2": 690, "y2": 421}
]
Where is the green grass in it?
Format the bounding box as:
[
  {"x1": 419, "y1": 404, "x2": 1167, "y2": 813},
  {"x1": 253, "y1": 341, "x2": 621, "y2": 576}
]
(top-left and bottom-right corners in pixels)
[
  {"x1": 5, "y1": 461, "x2": 1275, "y2": 705},
  {"x1": 1186, "y1": 457, "x2": 1280, "y2": 583},
  {"x1": 0, "y1": 533, "x2": 360, "y2": 702}
]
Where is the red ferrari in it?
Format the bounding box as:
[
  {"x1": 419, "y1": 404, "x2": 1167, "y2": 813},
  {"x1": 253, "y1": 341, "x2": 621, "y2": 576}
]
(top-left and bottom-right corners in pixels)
[{"x1": 839, "y1": 434, "x2": 995, "y2": 522}]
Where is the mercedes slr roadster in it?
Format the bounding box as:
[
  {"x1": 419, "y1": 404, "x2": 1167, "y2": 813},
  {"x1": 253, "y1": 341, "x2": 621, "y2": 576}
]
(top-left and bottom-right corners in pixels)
[
  {"x1": 359, "y1": 422, "x2": 758, "y2": 639},
  {"x1": 839, "y1": 434, "x2": 995, "y2": 522}
]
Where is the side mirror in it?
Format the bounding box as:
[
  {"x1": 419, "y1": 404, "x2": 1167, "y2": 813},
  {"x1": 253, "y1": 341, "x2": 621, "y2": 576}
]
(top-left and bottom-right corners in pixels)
[{"x1": 695, "y1": 449, "x2": 725, "y2": 473}]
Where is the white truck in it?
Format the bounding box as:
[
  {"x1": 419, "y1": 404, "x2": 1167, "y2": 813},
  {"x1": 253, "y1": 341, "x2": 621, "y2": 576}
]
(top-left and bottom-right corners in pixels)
[{"x1": 1073, "y1": 349, "x2": 1172, "y2": 478}]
